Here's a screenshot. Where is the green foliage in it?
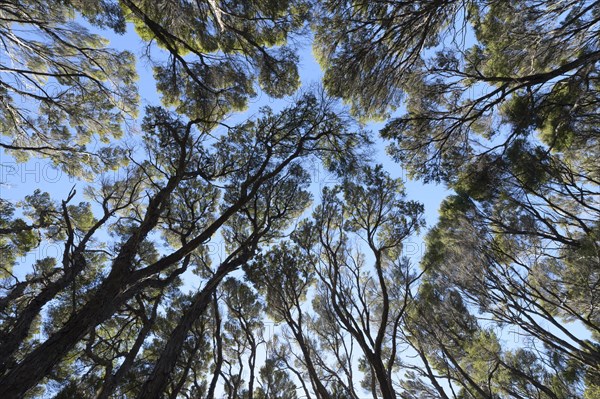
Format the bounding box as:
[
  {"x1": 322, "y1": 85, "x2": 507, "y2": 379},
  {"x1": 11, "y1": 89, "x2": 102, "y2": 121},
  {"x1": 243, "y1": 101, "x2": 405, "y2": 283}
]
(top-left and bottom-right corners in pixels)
[
  {"x1": 255, "y1": 358, "x2": 298, "y2": 399},
  {"x1": 0, "y1": 1, "x2": 138, "y2": 177},
  {"x1": 246, "y1": 242, "x2": 314, "y2": 323},
  {"x1": 1, "y1": 1, "x2": 598, "y2": 398},
  {"x1": 122, "y1": 0, "x2": 308, "y2": 121},
  {"x1": 310, "y1": 1, "x2": 600, "y2": 395},
  {"x1": 313, "y1": 0, "x2": 461, "y2": 118},
  {"x1": 0, "y1": 192, "x2": 63, "y2": 277}
]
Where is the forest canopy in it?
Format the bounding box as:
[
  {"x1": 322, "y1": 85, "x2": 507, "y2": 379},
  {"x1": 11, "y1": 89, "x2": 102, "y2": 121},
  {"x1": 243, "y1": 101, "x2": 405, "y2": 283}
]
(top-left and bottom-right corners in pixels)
[{"x1": 0, "y1": 1, "x2": 598, "y2": 398}]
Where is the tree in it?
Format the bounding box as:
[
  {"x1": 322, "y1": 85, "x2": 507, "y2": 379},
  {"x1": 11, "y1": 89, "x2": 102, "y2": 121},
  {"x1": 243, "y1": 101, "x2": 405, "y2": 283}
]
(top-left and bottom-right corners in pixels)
[
  {"x1": 246, "y1": 166, "x2": 424, "y2": 399},
  {"x1": 2, "y1": 1, "x2": 599, "y2": 397},
  {"x1": 119, "y1": 0, "x2": 310, "y2": 121},
  {"x1": 314, "y1": 0, "x2": 599, "y2": 397},
  {"x1": 0, "y1": 0, "x2": 138, "y2": 176},
  {"x1": 254, "y1": 357, "x2": 298, "y2": 399},
  {"x1": 219, "y1": 278, "x2": 265, "y2": 399},
  {"x1": 0, "y1": 91, "x2": 363, "y2": 397},
  {"x1": 1, "y1": 0, "x2": 312, "y2": 176},
  {"x1": 307, "y1": 166, "x2": 424, "y2": 399},
  {"x1": 247, "y1": 241, "x2": 330, "y2": 399}
]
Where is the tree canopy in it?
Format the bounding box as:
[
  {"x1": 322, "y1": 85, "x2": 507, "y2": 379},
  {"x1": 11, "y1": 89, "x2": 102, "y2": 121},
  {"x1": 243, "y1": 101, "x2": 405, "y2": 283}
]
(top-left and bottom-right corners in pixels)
[{"x1": 0, "y1": 0, "x2": 598, "y2": 398}]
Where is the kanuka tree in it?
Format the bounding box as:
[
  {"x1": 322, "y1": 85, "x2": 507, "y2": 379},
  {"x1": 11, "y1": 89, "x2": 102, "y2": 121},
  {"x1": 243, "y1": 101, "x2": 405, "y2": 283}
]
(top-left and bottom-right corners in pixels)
[
  {"x1": 314, "y1": 0, "x2": 600, "y2": 397},
  {"x1": 0, "y1": 0, "x2": 138, "y2": 176},
  {"x1": 0, "y1": 1, "x2": 356, "y2": 397},
  {"x1": 2, "y1": 0, "x2": 599, "y2": 398},
  {"x1": 0, "y1": 91, "x2": 363, "y2": 397},
  {"x1": 246, "y1": 166, "x2": 425, "y2": 399},
  {"x1": 1, "y1": 0, "x2": 311, "y2": 176}
]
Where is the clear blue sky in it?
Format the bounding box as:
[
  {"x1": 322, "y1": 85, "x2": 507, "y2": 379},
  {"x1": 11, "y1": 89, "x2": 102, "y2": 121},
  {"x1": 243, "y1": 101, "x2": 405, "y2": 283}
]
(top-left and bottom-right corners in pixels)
[{"x1": 0, "y1": 22, "x2": 450, "y2": 281}]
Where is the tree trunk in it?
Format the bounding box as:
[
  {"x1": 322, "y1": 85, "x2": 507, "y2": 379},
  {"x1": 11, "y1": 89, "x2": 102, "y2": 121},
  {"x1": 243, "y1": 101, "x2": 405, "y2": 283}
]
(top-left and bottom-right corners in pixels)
[{"x1": 136, "y1": 256, "x2": 247, "y2": 399}]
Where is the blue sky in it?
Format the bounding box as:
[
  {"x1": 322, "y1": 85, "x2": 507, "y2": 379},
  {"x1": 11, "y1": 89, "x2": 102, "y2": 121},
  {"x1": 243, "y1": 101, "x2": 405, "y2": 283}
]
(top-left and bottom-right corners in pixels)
[{"x1": 0, "y1": 21, "x2": 449, "y2": 271}]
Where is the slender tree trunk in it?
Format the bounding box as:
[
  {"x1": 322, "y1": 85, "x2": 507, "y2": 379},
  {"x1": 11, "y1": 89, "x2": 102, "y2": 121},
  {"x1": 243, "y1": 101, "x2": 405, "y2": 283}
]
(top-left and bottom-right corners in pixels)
[
  {"x1": 0, "y1": 272, "x2": 129, "y2": 398},
  {"x1": 206, "y1": 293, "x2": 224, "y2": 399},
  {"x1": 290, "y1": 324, "x2": 330, "y2": 399},
  {"x1": 247, "y1": 343, "x2": 256, "y2": 399},
  {"x1": 136, "y1": 255, "x2": 248, "y2": 399},
  {"x1": 95, "y1": 297, "x2": 160, "y2": 399},
  {"x1": 0, "y1": 253, "x2": 86, "y2": 368},
  {"x1": 0, "y1": 175, "x2": 251, "y2": 396}
]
